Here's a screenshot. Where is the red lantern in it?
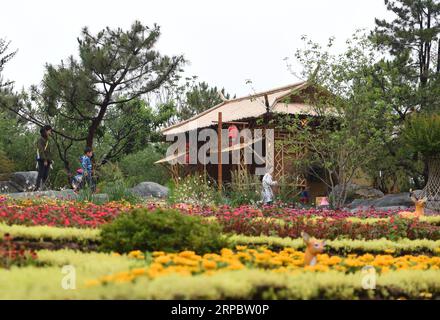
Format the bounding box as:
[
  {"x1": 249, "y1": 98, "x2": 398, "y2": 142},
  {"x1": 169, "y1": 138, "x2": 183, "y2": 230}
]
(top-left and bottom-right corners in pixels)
[{"x1": 228, "y1": 125, "x2": 239, "y2": 146}]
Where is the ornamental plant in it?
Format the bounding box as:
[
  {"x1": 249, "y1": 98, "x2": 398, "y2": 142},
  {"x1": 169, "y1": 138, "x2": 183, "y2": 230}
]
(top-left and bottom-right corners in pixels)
[{"x1": 100, "y1": 208, "x2": 228, "y2": 254}]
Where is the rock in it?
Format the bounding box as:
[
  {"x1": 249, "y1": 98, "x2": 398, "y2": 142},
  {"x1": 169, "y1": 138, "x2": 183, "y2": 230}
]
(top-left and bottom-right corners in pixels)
[
  {"x1": 330, "y1": 183, "x2": 384, "y2": 204},
  {"x1": 0, "y1": 181, "x2": 20, "y2": 193},
  {"x1": 374, "y1": 193, "x2": 415, "y2": 207},
  {"x1": 130, "y1": 182, "x2": 168, "y2": 198},
  {"x1": 355, "y1": 187, "x2": 384, "y2": 199},
  {"x1": 5, "y1": 190, "x2": 112, "y2": 203},
  {"x1": 6, "y1": 190, "x2": 78, "y2": 200},
  {"x1": 9, "y1": 171, "x2": 38, "y2": 192},
  {"x1": 347, "y1": 190, "x2": 424, "y2": 210}
]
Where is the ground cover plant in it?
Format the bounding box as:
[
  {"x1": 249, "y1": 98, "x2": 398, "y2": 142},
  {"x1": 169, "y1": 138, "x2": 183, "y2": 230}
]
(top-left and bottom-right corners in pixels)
[{"x1": 0, "y1": 196, "x2": 439, "y2": 299}]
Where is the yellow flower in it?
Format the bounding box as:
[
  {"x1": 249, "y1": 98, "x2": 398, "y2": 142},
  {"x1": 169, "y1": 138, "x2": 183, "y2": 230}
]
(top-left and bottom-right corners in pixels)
[
  {"x1": 155, "y1": 255, "x2": 172, "y2": 264},
  {"x1": 179, "y1": 251, "x2": 197, "y2": 258},
  {"x1": 173, "y1": 256, "x2": 199, "y2": 267},
  {"x1": 381, "y1": 266, "x2": 390, "y2": 273},
  {"x1": 85, "y1": 279, "x2": 100, "y2": 287},
  {"x1": 226, "y1": 262, "x2": 245, "y2": 270},
  {"x1": 202, "y1": 260, "x2": 217, "y2": 270},
  {"x1": 359, "y1": 254, "x2": 374, "y2": 262},
  {"x1": 282, "y1": 248, "x2": 296, "y2": 254},
  {"x1": 237, "y1": 252, "x2": 252, "y2": 261},
  {"x1": 236, "y1": 245, "x2": 248, "y2": 251},
  {"x1": 128, "y1": 250, "x2": 144, "y2": 259},
  {"x1": 131, "y1": 268, "x2": 147, "y2": 276},
  {"x1": 152, "y1": 251, "x2": 165, "y2": 257},
  {"x1": 221, "y1": 248, "x2": 234, "y2": 256}
]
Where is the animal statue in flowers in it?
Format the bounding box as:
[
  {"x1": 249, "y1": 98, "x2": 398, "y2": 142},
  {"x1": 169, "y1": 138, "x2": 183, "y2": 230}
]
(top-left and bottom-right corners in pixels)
[
  {"x1": 301, "y1": 231, "x2": 326, "y2": 266},
  {"x1": 398, "y1": 190, "x2": 427, "y2": 218}
]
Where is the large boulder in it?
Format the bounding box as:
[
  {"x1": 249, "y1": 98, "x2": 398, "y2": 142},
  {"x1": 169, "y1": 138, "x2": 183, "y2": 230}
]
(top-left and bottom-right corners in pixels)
[
  {"x1": 130, "y1": 182, "x2": 168, "y2": 198},
  {"x1": 5, "y1": 190, "x2": 111, "y2": 203},
  {"x1": 0, "y1": 181, "x2": 20, "y2": 193},
  {"x1": 9, "y1": 171, "x2": 38, "y2": 192},
  {"x1": 347, "y1": 190, "x2": 424, "y2": 210},
  {"x1": 6, "y1": 190, "x2": 78, "y2": 200},
  {"x1": 330, "y1": 183, "x2": 384, "y2": 204}
]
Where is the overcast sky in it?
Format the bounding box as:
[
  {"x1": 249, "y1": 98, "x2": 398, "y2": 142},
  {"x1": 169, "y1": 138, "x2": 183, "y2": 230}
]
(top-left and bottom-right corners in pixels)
[{"x1": 1, "y1": 0, "x2": 392, "y2": 97}]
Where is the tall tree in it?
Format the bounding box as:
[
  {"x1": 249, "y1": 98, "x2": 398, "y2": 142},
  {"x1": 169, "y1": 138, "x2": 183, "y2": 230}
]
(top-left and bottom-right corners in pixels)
[
  {"x1": 371, "y1": 0, "x2": 440, "y2": 188},
  {"x1": 289, "y1": 32, "x2": 393, "y2": 208},
  {"x1": 0, "y1": 38, "x2": 16, "y2": 89},
  {"x1": 3, "y1": 21, "x2": 184, "y2": 149},
  {"x1": 371, "y1": 0, "x2": 440, "y2": 113},
  {"x1": 179, "y1": 81, "x2": 232, "y2": 120}
]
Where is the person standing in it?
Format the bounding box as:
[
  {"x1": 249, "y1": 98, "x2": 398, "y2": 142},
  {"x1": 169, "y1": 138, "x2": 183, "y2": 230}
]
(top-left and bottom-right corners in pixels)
[
  {"x1": 35, "y1": 125, "x2": 53, "y2": 191},
  {"x1": 80, "y1": 147, "x2": 95, "y2": 191},
  {"x1": 261, "y1": 166, "x2": 278, "y2": 205}
]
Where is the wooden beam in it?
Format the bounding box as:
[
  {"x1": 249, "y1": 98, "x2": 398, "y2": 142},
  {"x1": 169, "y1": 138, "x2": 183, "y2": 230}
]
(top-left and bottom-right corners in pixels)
[
  {"x1": 212, "y1": 120, "x2": 248, "y2": 125},
  {"x1": 217, "y1": 112, "x2": 223, "y2": 192}
]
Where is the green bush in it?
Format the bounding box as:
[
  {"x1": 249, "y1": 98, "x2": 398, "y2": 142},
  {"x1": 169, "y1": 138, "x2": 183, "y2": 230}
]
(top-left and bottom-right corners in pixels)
[
  {"x1": 119, "y1": 146, "x2": 170, "y2": 186},
  {"x1": 403, "y1": 113, "x2": 440, "y2": 157},
  {"x1": 0, "y1": 149, "x2": 15, "y2": 174},
  {"x1": 100, "y1": 208, "x2": 228, "y2": 254},
  {"x1": 96, "y1": 162, "x2": 125, "y2": 185}
]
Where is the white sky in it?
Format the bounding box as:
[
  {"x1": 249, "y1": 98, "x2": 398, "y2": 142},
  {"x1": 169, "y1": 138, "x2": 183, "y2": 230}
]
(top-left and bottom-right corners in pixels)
[{"x1": 1, "y1": 0, "x2": 391, "y2": 97}]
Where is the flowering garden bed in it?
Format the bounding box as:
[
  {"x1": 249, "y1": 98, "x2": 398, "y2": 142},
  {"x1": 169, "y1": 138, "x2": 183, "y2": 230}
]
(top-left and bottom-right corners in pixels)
[{"x1": 0, "y1": 197, "x2": 439, "y2": 299}]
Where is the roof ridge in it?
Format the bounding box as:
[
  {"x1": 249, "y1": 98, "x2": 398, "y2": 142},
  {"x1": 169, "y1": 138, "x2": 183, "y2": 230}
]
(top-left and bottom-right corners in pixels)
[
  {"x1": 161, "y1": 81, "x2": 308, "y2": 133},
  {"x1": 228, "y1": 81, "x2": 307, "y2": 103}
]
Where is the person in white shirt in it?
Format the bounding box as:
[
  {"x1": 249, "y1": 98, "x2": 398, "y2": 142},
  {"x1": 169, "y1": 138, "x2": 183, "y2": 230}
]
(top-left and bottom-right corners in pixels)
[{"x1": 261, "y1": 166, "x2": 278, "y2": 205}]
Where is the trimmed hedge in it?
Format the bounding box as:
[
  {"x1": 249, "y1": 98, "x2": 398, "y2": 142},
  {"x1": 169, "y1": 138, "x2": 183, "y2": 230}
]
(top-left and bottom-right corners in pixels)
[
  {"x1": 0, "y1": 223, "x2": 99, "y2": 242},
  {"x1": 100, "y1": 208, "x2": 228, "y2": 254},
  {"x1": 2, "y1": 266, "x2": 438, "y2": 299},
  {"x1": 2, "y1": 223, "x2": 440, "y2": 255},
  {"x1": 230, "y1": 235, "x2": 440, "y2": 254}
]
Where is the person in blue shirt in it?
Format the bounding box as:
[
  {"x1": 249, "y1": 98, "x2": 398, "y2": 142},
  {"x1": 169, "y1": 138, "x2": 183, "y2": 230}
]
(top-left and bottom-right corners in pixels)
[{"x1": 80, "y1": 147, "x2": 94, "y2": 190}]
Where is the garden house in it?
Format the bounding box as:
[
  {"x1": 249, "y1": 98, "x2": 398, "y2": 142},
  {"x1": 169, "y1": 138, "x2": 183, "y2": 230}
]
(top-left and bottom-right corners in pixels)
[{"x1": 157, "y1": 81, "x2": 333, "y2": 200}]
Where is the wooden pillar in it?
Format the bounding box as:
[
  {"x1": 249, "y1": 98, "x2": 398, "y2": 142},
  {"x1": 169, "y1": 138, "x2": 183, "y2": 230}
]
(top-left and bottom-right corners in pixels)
[{"x1": 217, "y1": 112, "x2": 222, "y2": 192}]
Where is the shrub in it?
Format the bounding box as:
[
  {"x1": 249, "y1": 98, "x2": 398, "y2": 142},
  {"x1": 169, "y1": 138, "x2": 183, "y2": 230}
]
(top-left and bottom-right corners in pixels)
[
  {"x1": 100, "y1": 208, "x2": 228, "y2": 254},
  {"x1": 0, "y1": 149, "x2": 15, "y2": 174},
  {"x1": 96, "y1": 162, "x2": 125, "y2": 186},
  {"x1": 403, "y1": 113, "x2": 440, "y2": 158}
]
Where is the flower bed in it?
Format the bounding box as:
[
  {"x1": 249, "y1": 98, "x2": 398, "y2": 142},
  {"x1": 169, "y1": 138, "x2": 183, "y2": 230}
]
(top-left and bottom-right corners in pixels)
[
  {"x1": 219, "y1": 215, "x2": 440, "y2": 240},
  {"x1": 88, "y1": 247, "x2": 440, "y2": 286},
  {"x1": 0, "y1": 196, "x2": 439, "y2": 229},
  {"x1": 0, "y1": 201, "x2": 156, "y2": 228}
]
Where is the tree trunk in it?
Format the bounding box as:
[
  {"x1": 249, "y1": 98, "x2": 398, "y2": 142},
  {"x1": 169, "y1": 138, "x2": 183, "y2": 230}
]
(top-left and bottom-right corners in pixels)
[
  {"x1": 422, "y1": 156, "x2": 440, "y2": 211},
  {"x1": 86, "y1": 106, "x2": 108, "y2": 148}
]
